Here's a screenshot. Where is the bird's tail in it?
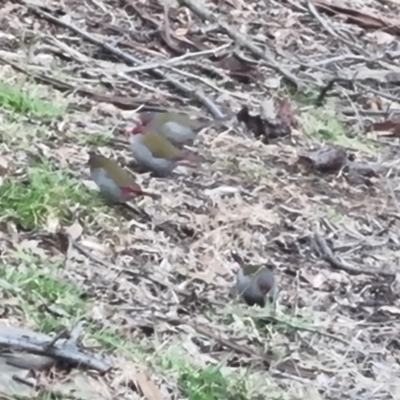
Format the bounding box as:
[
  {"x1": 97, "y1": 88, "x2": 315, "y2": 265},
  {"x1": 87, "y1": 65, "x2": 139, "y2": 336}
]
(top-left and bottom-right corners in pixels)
[
  {"x1": 121, "y1": 186, "x2": 159, "y2": 200},
  {"x1": 141, "y1": 190, "x2": 160, "y2": 200},
  {"x1": 173, "y1": 152, "x2": 198, "y2": 163}
]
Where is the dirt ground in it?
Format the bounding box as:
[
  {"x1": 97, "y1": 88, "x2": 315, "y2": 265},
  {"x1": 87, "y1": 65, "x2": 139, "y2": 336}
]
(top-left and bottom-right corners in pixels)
[{"x1": 1, "y1": 0, "x2": 400, "y2": 399}]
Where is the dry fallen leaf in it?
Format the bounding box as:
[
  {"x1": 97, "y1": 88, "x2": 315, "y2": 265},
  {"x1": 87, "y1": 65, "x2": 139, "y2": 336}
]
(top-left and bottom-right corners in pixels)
[
  {"x1": 175, "y1": 28, "x2": 188, "y2": 36},
  {"x1": 134, "y1": 371, "x2": 164, "y2": 400},
  {"x1": 0, "y1": 155, "x2": 8, "y2": 176},
  {"x1": 65, "y1": 221, "x2": 83, "y2": 240},
  {"x1": 46, "y1": 214, "x2": 60, "y2": 234},
  {"x1": 371, "y1": 118, "x2": 400, "y2": 137}
]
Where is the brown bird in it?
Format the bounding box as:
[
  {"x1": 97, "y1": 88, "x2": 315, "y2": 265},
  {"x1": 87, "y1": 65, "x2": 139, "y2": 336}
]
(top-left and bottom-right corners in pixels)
[
  {"x1": 126, "y1": 129, "x2": 198, "y2": 177},
  {"x1": 88, "y1": 151, "x2": 157, "y2": 203},
  {"x1": 127, "y1": 111, "x2": 231, "y2": 146}
]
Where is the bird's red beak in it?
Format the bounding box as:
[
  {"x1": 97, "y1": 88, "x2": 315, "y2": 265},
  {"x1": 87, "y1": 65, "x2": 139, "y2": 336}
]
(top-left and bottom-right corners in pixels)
[{"x1": 125, "y1": 124, "x2": 145, "y2": 136}]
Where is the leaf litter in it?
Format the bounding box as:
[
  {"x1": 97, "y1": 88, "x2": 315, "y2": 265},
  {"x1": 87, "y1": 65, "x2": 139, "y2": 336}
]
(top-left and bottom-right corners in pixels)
[{"x1": 0, "y1": 0, "x2": 400, "y2": 398}]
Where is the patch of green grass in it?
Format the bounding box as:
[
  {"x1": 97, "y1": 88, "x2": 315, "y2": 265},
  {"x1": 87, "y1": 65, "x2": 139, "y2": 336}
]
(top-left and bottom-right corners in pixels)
[
  {"x1": 0, "y1": 248, "x2": 86, "y2": 333},
  {"x1": 160, "y1": 345, "x2": 262, "y2": 400},
  {"x1": 0, "y1": 160, "x2": 100, "y2": 229},
  {"x1": 178, "y1": 365, "x2": 236, "y2": 400},
  {"x1": 301, "y1": 108, "x2": 346, "y2": 142},
  {"x1": 91, "y1": 327, "x2": 149, "y2": 358},
  {"x1": 300, "y1": 108, "x2": 378, "y2": 154},
  {"x1": 0, "y1": 80, "x2": 66, "y2": 118}
]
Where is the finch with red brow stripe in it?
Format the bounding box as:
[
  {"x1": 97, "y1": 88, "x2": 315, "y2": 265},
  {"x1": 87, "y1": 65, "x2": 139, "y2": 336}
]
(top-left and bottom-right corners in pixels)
[
  {"x1": 125, "y1": 128, "x2": 198, "y2": 177},
  {"x1": 87, "y1": 151, "x2": 158, "y2": 204},
  {"x1": 127, "y1": 111, "x2": 233, "y2": 147}
]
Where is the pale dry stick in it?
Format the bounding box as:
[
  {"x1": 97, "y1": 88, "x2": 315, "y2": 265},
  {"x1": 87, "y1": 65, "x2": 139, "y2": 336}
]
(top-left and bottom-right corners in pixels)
[
  {"x1": 309, "y1": 54, "x2": 368, "y2": 67},
  {"x1": 117, "y1": 72, "x2": 177, "y2": 98},
  {"x1": 28, "y1": 5, "x2": 225, "y2": 119},
  {"x1": 177, "y1": 0, "x2": 304, "y2": 90},
  {"x1": 385, "y1": 177, "x2": 400, "y2": 215},
  {"x1": 358, "y1": 83, "x2": 400, "y2": 103},
  {"x1": 88, "y1": 0, "x2": 108, "y2": 13},
  {"x1": 179, "y1": 60, "x2": 233, "y2": 84},
  {"x1": 165, "y1": 65, "x2": 249, "y2": 100},
  {"x1": 307, "y1": 1, "x2": 371, "y2": 58},
  {"x1": 49, "y1": 36, "x2": 92, "y2": 63},
  {"x1": 122, "y1": 44, "x2": 232, "y2": 74}
]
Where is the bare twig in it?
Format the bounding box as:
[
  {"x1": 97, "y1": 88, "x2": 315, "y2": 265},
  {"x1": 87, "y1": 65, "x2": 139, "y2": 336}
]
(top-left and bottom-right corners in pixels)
[
  {"x1": 122, "y1": 43, "x2": 231, "y2": 73},
  {"x1": 27, "y1": 5, "x2": 225, "y2": 119},
  {"x1": 313, "y1": 233, "x2": 394, "y2": 278},
  {"x1": 385, "y1": 177, "x2": 400, "y2": 215},
  {"x1": 177, "y1": 0, "x2": 304, "y2": 90},
  {"x1": 42, "y1": 328, "x2": 70, "y2": 351}
]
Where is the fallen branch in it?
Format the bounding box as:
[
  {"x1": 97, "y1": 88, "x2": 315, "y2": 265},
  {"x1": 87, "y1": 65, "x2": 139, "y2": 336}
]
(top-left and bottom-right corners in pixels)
[
  {"x1": 27, "y1": 5, "x2": 225, "y2": 119},
  {"x1": 0, "y1": 323, "x2": 112, "y2": 373},
  {"x1": 313, "y1": 233, "x2": 394, "y2": 278},
  {"x1": 177, "y1": 0, "x2": 304, "y2": 90}
]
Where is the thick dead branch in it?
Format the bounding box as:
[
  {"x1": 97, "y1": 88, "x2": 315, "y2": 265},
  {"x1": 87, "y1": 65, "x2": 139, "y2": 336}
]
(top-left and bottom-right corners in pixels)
[
  {"x1": 177, "y1": 0, "x2": 304, "y2": 90},
  {"x1": 0, "y1": 324, "x2": 112, "y2": 373},
  {"x1": 27, "y1": 5, "x2": 225, "y2": 119}
]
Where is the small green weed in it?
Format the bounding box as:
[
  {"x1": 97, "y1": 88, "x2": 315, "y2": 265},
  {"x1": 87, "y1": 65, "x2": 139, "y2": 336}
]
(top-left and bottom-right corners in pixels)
[
  {"x1": 0, "y1": 80, "x2": 66, "y2": 118},
  {"x1": 327, "y1": 206, "x2": 343, "y2": 222}
]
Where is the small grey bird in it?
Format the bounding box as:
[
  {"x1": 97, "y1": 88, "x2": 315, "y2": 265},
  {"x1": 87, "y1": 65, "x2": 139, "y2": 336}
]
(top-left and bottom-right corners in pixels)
[{"x1": 233, "y1": 253, "x2": 278, "y2": 307}]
